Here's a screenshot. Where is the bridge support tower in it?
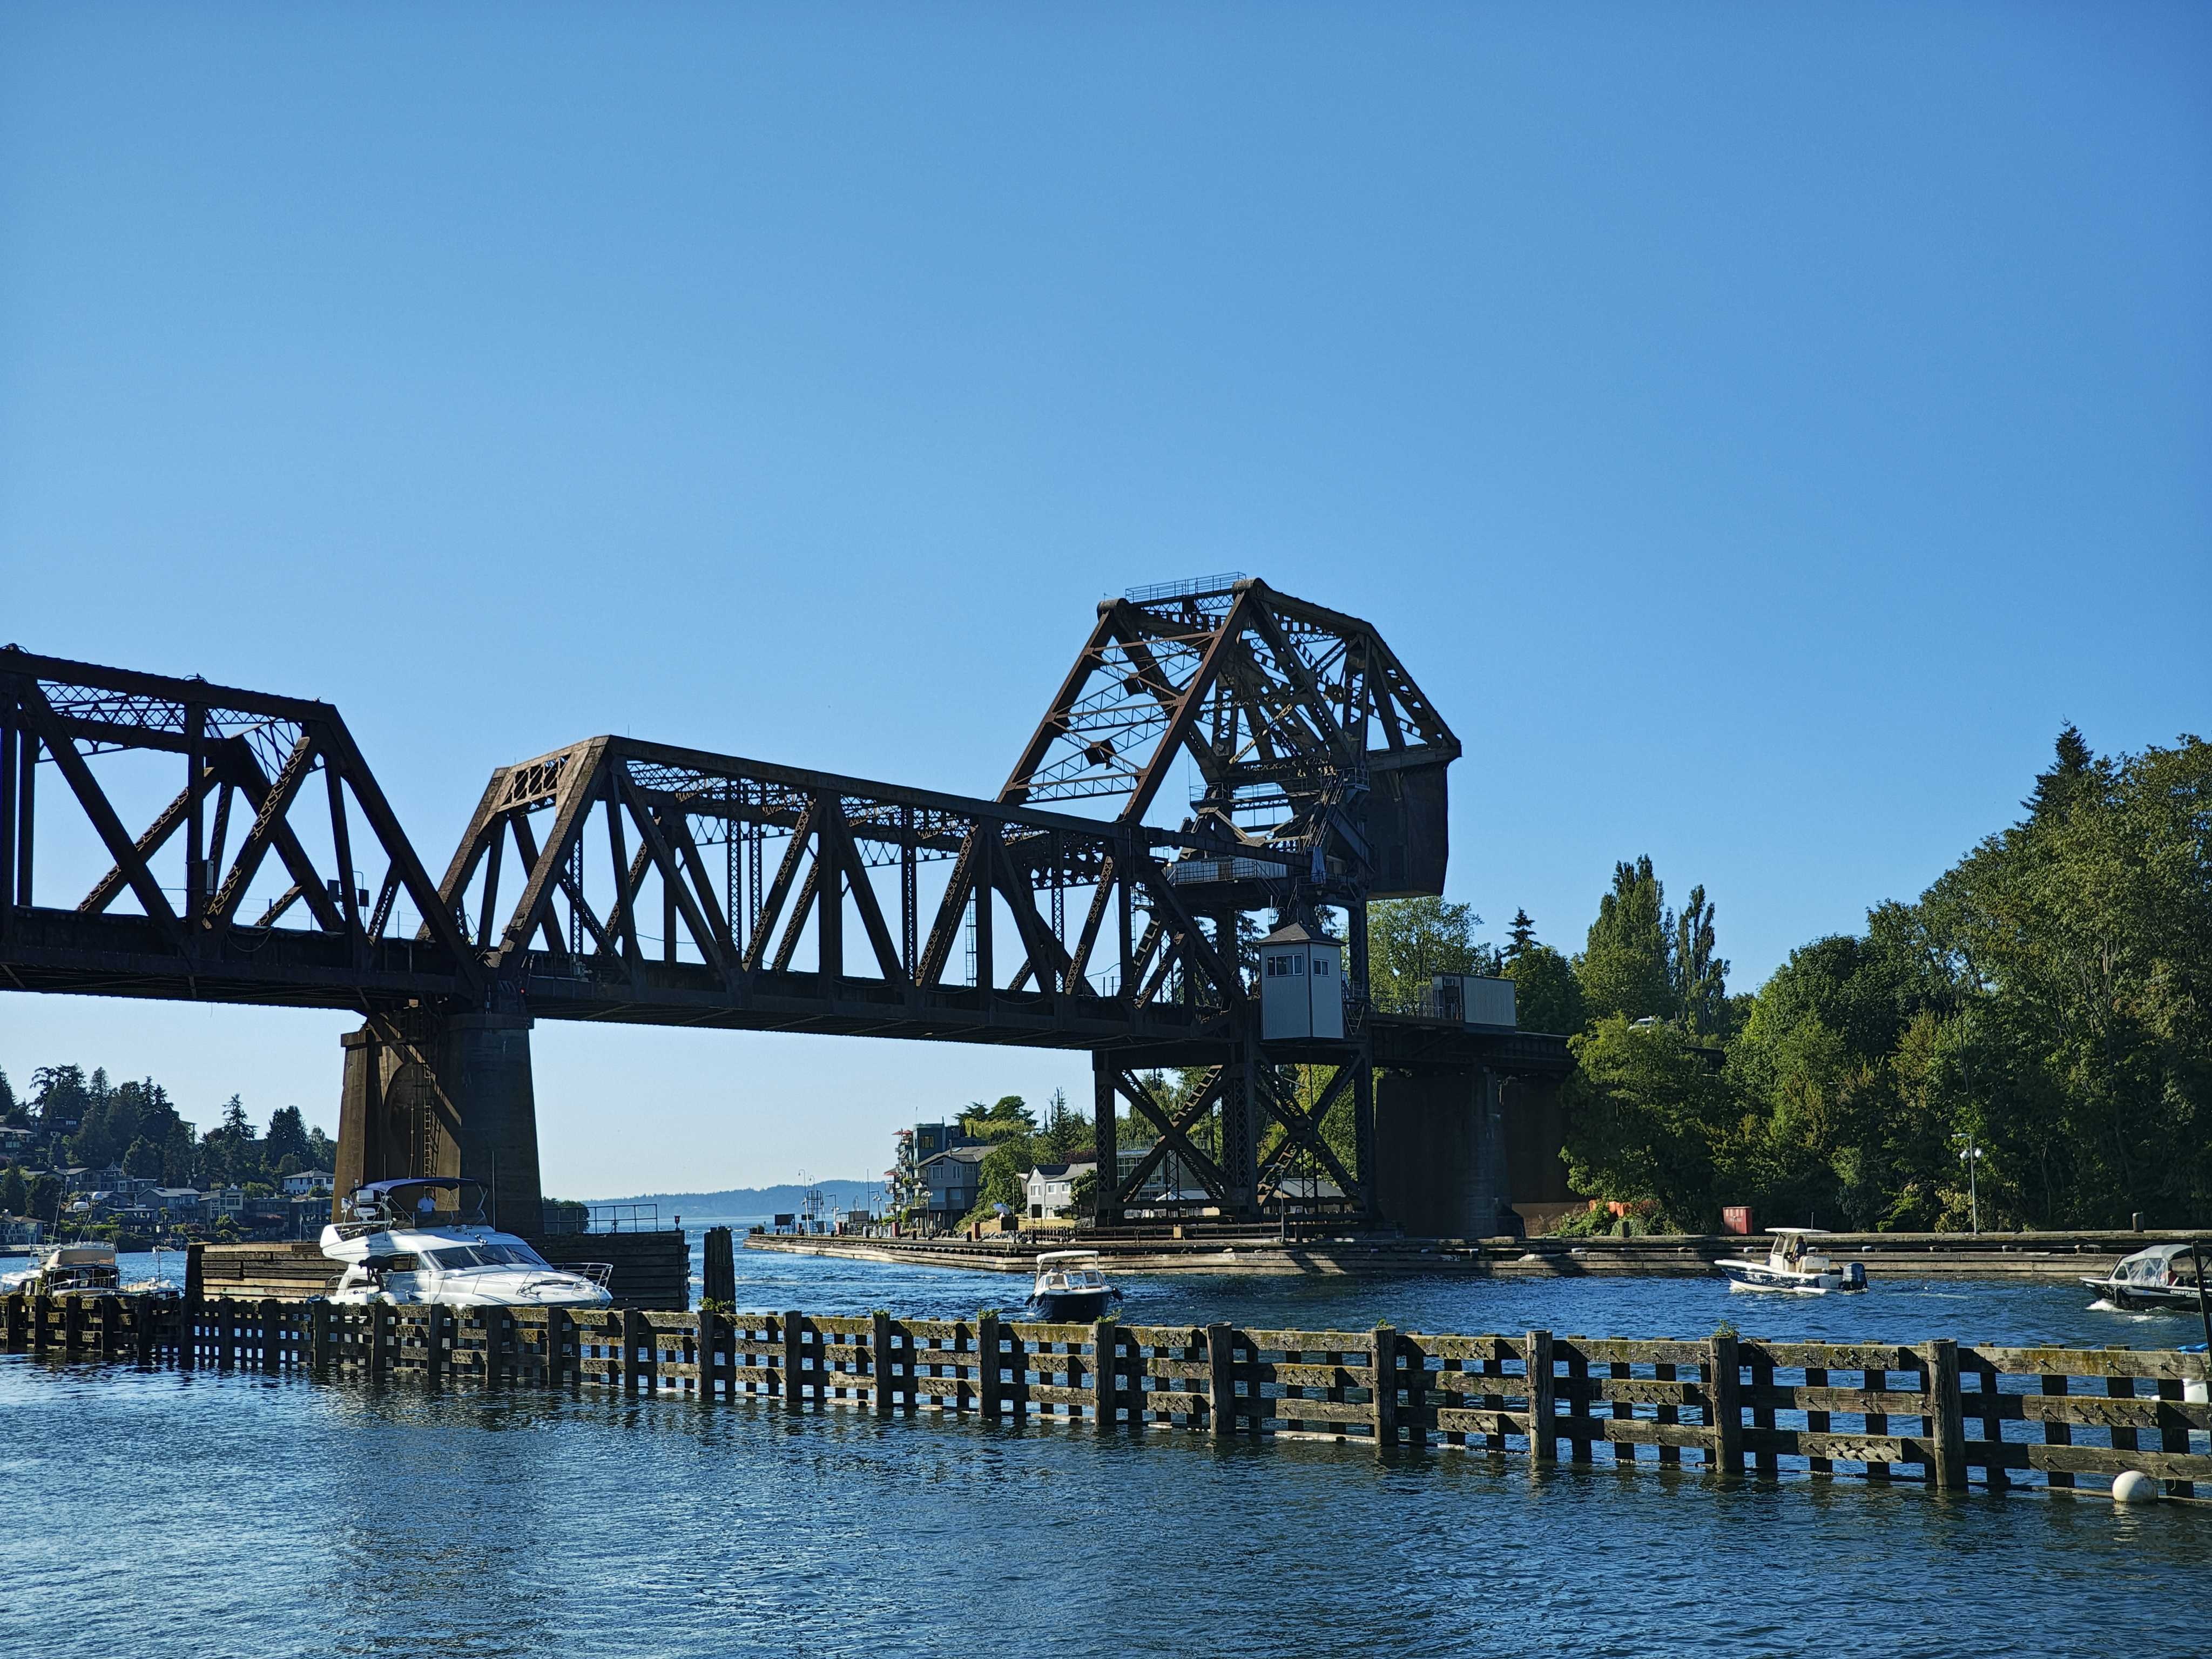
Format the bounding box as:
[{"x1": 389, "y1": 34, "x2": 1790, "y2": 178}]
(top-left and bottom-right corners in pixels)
[{"x1": 335, "y1": 1010, "x2": 544, "y2": 1233}]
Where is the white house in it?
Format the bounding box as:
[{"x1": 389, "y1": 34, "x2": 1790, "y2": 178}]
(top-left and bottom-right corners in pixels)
[
  {"x1": 1024, "y1": 1159, "x2": 1096, "y2": 1220},
  {"x1": 1257, "y1": 922, "x2": 1345, "y2": 1041},
  {"x1": 281, "y1": 1169, "x2": 335, "y2": 1197}
]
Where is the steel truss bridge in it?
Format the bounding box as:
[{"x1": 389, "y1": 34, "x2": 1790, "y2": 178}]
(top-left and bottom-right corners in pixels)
[{"x1": 0, "y1": 577, "x2": 1566, "y2": 1231}]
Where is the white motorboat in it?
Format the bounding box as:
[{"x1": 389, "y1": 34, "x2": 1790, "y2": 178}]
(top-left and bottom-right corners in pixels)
[
  {"x1": 320, "y1": 1178, "x2": 613, "y2": 1310},
  {"x1": 2081, "y1": 1242, "x2": 2210, "y2": 1314},
  {"x1": 1715, "y1": 1228, "x2": 1868, "y2": 1294},
  {"x1": 1028, "y1": 1249, "x2": 1121, "y2": 1320},
  {"x1": 5, "y1": 1242, "x2": 123, "y2": 1299}
]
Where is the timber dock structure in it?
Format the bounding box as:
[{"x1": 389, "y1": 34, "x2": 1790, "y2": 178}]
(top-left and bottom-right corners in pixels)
[{"x1": 8, "y1": 1289, "x2": 2208, "y2": 1503}]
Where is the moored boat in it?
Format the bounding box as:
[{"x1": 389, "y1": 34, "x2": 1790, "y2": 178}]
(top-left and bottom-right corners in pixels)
[
  {"x1": 5, "y1": 1242, "x2": 123, "y2": 1299},
  {"x1": 1715, "y1": 1228, "x2": 1868, "y2": 1294},
  {"x1": 1028, "y1": 1249, "x2": 1121, "y2": 1320},
  {"x1": 319, "y1": 1178, "x2": 613, "y2": 1310}
]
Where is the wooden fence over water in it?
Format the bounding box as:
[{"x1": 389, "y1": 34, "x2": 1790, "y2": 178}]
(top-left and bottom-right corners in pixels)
[{"x1": 8, "y1": 1292, "x2": 2209, "y2": 1501}]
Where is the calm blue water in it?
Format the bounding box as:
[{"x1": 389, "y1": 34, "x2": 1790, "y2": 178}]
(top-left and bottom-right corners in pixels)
[{"x1": 5, "y1": 1247, "x2": 2205, "y2": 1658}]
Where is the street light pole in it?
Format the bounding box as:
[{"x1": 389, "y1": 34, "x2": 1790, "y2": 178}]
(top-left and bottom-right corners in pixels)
[{"x1": 1959, "y1": 1141, "x2": 1982, "y2": 1235}]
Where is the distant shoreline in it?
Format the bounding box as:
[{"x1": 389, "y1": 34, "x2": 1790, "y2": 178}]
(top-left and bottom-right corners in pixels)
[{"x1": 579, "y1": 1181, "x2": 878, "y2": 1213}]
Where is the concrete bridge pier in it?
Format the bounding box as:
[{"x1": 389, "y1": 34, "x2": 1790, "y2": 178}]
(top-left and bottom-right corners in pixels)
[
  {"x1": 1373, "y1": 1065, "x2": 1569, "y2": 1238},
  {"x1": 335, "y1": 1009, "x2": 544, "y2": 1233}
]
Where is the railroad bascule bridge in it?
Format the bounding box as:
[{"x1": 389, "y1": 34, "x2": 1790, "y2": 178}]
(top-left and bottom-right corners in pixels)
[{"x1": 0, "y1": 577, "x2": 1572, "y2": 1237}]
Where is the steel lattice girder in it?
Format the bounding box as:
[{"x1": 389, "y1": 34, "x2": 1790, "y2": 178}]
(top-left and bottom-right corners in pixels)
[
  {"x1": 997, "y1": 576, "x2": 1460, "y2": 901},
  {"x1": 0, "y1": 646, "x2": 477, "y2": 1008},
  {"x1": 428, "y1": 733, "x2": 1257, "y2": 1044}
]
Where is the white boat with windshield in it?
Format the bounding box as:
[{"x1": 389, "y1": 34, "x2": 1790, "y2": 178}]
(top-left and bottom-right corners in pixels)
[
  {"x1": 1028, "y1": 1249, "x2": 1121, "y2": 1320},
  {"x1": 1715, "y1": 1228, "x2": 1868, "y2": 1294},
  {"x1": 319, "y1": 1177, "x2": 613, "y2": 1310},
  {"x1": 2082, "y1": 1242, "x2": 2212, "y2": 1314},
  {"x1": 4, "y1": 1242, "x2": 123, "y2": 1299}
]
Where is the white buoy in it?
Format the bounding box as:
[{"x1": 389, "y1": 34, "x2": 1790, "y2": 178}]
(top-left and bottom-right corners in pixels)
[{"x1": 2112, "y1": 1469, "x2": 2159, "y2": 1504}]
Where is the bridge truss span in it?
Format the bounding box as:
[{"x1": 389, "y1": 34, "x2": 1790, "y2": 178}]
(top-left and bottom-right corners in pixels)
[{"x1": 435, "y1": 734, "x2": 1252, "y2": 1048}]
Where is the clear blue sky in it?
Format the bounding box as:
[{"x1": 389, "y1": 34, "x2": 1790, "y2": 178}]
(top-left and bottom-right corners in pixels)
[{"x1": 3, "y1": 4, "x2": 2206, "y2": 1197}]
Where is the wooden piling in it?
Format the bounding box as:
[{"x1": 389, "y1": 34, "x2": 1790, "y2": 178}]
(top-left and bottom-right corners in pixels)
[
  {"x1": 1525, "y1": 1331, "x2": 1554, "y2": 1467},
  {"x1": 217, "y1": 1298, "x2": 237, "y2": 1368},
  {"x1": 548, "y1": 1307, "x2": 572, "y2": 1387},
  {"x1": 1925, "y1": 1339, "x2": 1965, "y2": 1491},
  {"x1": 1090, "y1": 1320, "x2": 1117, "y2": 1429},
  {"x1": 1208, "y1": 1323, "x2": 1237, "y2": 1439},
  {"x1": 97, "y1": 1295, "x2": 120, "y2": 1361},
  {"x1": 259, "y1": 1298, "x2": 281, "y2": 1372},
  {"x1": 781, "y1": 1310, "x2": 804, "y2": 1406},
  {"x1": 310, "y1": 1299, "x2": 332, "y2": 1374},
  {"x1": 979, "y1": 1312, "x2": 1001, "y2": 1421},
  {"x1": 370, "y1": 1301, "x2": 393, "y2": 1380},
  {"x1": 872, "y1": 1311, "x2": 894, "y2": 1416},
  {"x1": 1706, "y1": 1332, "x2": 1742, "y2": 1476},
  {"x1": 1371, "y1": 1325, "x2": 1398, "y2": 1453},
  {"x1": 696, "y1": 1306, "x2": 720, "y2": 1399},
  {"x1": 133, "y1": 1295, "x2": 156, "y2": 1365},
  {"x1": 622, "y1": 1307, "x2": 646, "y2": 1394}
]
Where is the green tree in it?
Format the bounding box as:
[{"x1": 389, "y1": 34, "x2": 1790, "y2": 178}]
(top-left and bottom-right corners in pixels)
[
  {"x1": 0, "y1": 1164, "x2": 25, "y2": 1215},
  {"x1": 2022, "y1": 722, "x2": 2094, "y2": 821},
  {"x1": 123, "y1": 1137, "x2": 165, "y2": 1181},
  {"x1": 958, "y1": 1095, "x2": 1036, "y2": 1143},
  {"x1": 1560, "y1": 1016, "x2": 1735, "y2": 1231},
  {"x1": 1505, "y1": 907, "x2": 1536, "y2": 960},
  {"x1": 1671, "y1": 885, "x2": 1731, "y2": 1036},
  {"x1": 1367, "y1": 895, "x2": 1490, "y2": 1011},
  {"x1": 1506, "y1": 943, "x2": 1587, "y2": 1035},
  {"x1": 1576, "y1": 858, "x2": 1674, "y2": 1022},
  {"x1": 1068, "y1": 1167, "x2": 1099, "y2": 1219},
  {"x1": 265, "y1": 1105, "x2": 312, "y2": 1170}
]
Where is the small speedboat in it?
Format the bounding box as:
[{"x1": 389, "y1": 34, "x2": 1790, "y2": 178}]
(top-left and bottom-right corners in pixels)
[
  {"x1": 1028, "y1": 1249, "x2": 1121, "y2": 1320},
  {"x1": 1715, "y1": 1228, "x2": 1868, "y2": 1294},
  {"x1": 2082, "y1": 1242, "x2": 2210, "y2": 1313},
  {"x1": 320, "y1": 1178, "x2": 613, "y2": 1310}
]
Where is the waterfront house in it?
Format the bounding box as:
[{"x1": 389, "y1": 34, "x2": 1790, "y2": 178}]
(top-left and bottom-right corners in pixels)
[
  {"x1": 1024, "y1": 1160, "x2": 1097, "y2": 1221},
  {"x1": 149, "y1": 1187, "x2": 204, "y2": 1221},
  {"x1": 281, "y1": 1169, "x2": 334, "y2": 1197},
  {"x1": 918, "y1": 1144, "x2": 989, "y2": 1225}
]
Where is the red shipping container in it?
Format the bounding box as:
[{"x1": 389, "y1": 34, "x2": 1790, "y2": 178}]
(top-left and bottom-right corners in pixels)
[{"x1": 1721, "y1": 1205, "x2": 1753, "y2": 1236}]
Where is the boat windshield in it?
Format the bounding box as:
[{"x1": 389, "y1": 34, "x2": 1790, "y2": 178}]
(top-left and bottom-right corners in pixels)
[{"x1": 424, "y1": 1243, "x2": 548, "y2": 1272}]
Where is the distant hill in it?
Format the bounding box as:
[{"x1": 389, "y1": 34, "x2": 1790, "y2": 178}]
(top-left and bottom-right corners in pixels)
[{"x1": 578, "y1": 1181, "x2": 880, "y2": 1217}]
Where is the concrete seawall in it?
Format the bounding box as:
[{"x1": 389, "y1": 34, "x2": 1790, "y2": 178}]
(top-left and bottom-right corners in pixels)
[{"x1": 744, "y1": 1228, "x2": 2182, "y2": 1282}]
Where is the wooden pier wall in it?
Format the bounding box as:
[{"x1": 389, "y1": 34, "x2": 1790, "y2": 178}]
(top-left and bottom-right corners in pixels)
[{"x1": 8, "y1": 1290, "x2": 2210, "y2": 1502}]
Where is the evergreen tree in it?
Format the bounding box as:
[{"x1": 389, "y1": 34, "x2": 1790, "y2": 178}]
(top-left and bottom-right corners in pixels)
[
  {"x1": 1576, "y1": 857, "x2": 1674, "y2": 1021},
  {"x1": 2022, "y1": 724, "x2": 2095, "y2": 820},
  {"x1": 1671, "y1": 884, "x2": 1730, "y2": 1035},
  {"x1": 0, "y1": 1164, "x2": 24, "y2": 1215},
  {"x1": 265, "y1": 1105, "x2": 312, "y2": 1169},
  {"x1": 1506, "y1": 908, "x2": 1537, "y2": 960}
]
